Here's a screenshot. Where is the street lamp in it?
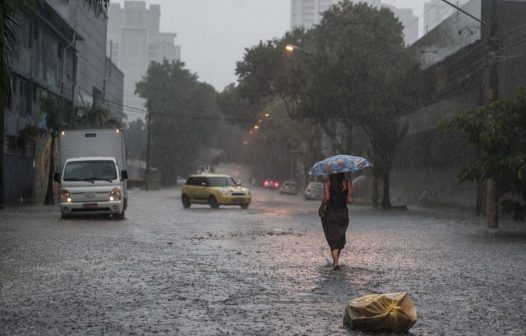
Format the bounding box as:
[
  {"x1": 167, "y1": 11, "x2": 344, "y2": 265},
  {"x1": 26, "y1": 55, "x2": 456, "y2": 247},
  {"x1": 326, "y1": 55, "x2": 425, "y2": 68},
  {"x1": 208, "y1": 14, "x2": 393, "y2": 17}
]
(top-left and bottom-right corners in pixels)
[
  {"x1": 284, "y1": 43, "x2": 313, "y2": 55},
  {"x1": 285, "y1": 44, "x2": 296, "y2": 52}
]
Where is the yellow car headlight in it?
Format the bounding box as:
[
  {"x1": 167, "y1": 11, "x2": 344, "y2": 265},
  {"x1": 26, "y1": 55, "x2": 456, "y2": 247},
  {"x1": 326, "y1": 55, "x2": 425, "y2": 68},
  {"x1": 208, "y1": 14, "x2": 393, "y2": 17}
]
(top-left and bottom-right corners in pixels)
[
  {"x1": 60, "y1": 189, "x2": 72, "y2": 203},
  {"x1": 109, "y1": 187, "x2": 122, "y2": 201}
]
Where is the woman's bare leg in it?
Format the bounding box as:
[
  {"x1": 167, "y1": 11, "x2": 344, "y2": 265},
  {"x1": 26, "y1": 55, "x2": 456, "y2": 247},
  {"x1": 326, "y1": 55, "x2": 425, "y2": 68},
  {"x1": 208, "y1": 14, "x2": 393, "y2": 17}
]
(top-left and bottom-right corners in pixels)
[{"x1": 331, "y1": 249, "x2": 340, "y2": 268}]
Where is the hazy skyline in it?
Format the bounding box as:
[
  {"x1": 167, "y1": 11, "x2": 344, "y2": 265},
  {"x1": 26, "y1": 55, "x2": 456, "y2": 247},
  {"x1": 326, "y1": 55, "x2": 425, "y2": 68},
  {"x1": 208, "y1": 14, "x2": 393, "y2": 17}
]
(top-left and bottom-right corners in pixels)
[{"x1": 110, "y1": 1, "x2": 428, "y2": 91}]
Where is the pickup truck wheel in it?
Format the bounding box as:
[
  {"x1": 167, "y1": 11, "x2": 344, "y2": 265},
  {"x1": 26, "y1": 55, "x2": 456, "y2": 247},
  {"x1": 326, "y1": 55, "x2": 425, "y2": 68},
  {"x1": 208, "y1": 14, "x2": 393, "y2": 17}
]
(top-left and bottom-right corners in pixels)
[
  {"x1": 115, "y1": 209, "x2": 125, "y2": 220},
  {"x1": 240, "y1": 204, "x2": 249, "y2": 209},
  {"x1": 182, "y1": 195, "x2": 191, "y2": 208},
  {"x1": 208, "y1": 195, "x2": 219, "y2": 209}
]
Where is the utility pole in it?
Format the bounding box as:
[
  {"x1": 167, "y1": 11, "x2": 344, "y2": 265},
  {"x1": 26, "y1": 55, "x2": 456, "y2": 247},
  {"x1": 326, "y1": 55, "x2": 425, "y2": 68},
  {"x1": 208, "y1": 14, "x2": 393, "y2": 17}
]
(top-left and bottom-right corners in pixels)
[
  {"x1": 440, "y1": 0, "x2": 499, "y2": 228},
  {"x1": 486, "y1": 0, "x2": 499, "y2": 228},
  {"x1": 145, "y1": 103, "x2": 152, "y2": 190}
]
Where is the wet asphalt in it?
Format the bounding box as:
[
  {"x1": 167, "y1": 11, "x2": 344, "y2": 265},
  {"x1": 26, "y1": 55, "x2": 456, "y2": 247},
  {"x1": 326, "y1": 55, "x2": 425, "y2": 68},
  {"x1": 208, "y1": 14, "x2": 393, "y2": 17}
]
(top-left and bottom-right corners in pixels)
[{"x1": 0, "y1": 188, "x2": 525, "y2": 336}]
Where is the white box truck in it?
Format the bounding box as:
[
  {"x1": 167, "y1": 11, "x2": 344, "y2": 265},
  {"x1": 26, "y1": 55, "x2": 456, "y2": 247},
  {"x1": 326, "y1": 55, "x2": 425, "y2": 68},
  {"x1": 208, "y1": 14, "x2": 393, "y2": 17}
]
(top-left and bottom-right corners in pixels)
[{"x1": 55, "y1": 129, "x2": 128, "y2": 219}]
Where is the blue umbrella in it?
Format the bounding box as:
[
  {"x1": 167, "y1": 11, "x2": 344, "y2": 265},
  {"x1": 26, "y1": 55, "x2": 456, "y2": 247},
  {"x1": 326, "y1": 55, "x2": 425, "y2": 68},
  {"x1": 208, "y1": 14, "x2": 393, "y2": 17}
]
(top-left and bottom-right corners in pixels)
[{"x1": 308, "y1": 154, "x2": 373, "y2": 176}]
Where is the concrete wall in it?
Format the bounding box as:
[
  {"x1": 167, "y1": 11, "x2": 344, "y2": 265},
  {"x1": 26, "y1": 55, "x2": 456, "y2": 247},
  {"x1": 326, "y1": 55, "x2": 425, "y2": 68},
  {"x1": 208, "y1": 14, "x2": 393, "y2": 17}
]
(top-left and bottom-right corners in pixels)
[{"x1": 389, "y1": 0, "x2": 526, "y2": 210}]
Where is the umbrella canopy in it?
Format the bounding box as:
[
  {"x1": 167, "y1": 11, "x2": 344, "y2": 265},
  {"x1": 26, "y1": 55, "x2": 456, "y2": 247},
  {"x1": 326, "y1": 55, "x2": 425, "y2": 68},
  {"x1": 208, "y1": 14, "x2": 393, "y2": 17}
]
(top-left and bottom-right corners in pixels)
[{"x1": 308, "y1": 154, "x2": 373, "y2": 176}]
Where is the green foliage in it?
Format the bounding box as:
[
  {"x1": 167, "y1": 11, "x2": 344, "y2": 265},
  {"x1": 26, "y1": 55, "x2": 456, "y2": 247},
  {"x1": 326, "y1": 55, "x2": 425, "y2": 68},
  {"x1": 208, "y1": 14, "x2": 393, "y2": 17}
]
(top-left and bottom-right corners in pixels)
[
  {"x1": 234, "y1": 1, "x2": 420, "y2": 207},
  {"x1": 126, "y1": 119, "x2": 146, "y2": 160},
  {"x1": 135, "y1": 60, "x2": 222, "y2": 183},
  {"x1": 38, "y1": 95, "x2": 121, "y2": 132},
  {"x1": 217, "y1": 83, "x2": 254, "y2": 128},
  {"x1": 238, "y1": 98, "x2": 317, "y2": 181},
  {"x1": 442, "y1": 89, "x2": 526, "y2": 220}
]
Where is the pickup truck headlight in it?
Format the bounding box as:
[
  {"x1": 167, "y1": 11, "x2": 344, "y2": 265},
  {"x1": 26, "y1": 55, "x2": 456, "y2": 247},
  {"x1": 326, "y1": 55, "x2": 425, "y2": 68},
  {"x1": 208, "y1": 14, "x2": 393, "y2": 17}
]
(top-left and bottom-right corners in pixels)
[
  {"x1": 60, "y1": 189, "x2": 72, "y2": 203},
  {"x1": 109, "y1": 187, "x2": 122, "y2": 201}
]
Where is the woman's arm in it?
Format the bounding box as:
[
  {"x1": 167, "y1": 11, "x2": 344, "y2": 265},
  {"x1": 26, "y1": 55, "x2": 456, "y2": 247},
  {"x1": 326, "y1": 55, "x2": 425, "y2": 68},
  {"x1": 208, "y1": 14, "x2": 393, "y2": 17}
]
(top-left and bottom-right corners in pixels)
[
  {"x1": 346, "y1": 179, "x2": 353, "y2": 204},
  {"x1": 318, "y1": 180, "x2": 330, "y2": 217}
]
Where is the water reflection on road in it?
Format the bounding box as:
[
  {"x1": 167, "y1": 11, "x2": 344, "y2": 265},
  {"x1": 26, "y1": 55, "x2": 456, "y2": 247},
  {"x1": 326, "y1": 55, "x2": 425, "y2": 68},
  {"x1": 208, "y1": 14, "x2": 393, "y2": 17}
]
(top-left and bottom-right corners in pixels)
[{"x1": 0, "y1": 187, "x2": 525, "y2": 335}]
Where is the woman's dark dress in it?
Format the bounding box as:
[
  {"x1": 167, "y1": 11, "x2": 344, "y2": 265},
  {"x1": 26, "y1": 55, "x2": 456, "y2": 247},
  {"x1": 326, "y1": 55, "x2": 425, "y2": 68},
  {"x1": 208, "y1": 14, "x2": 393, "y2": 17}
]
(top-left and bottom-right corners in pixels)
[{"x1": 321, "y1": 186, "x2": 349, "y2": 250}]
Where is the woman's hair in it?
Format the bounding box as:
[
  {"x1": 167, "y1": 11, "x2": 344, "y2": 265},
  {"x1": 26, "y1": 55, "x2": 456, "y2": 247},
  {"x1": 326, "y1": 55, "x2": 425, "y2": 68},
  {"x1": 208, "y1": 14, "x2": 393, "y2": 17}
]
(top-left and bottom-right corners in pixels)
[{"x1": 329, "y1": 173, "x2": 346, "y2": 191}]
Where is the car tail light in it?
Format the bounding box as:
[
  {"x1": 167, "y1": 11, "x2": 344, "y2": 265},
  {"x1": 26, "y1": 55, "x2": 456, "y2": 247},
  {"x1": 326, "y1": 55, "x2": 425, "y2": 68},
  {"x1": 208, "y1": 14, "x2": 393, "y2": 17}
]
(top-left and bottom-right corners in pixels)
[
  {"x1": 275, "y1": 182, "x2": 279, "y2": 188},
  {"x1": 264, "y1": 181, "x2": 269, "y2": 186}
]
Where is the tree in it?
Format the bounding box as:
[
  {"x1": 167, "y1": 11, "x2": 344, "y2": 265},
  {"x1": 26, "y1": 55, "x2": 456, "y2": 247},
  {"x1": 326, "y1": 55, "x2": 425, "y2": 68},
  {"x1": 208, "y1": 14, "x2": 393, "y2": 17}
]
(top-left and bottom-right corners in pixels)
[
  {"x1": 441, "y1": 89, "x2": 526, "y2": 222},
  {"x1": 135, "y1": 60, "x2": 221, "y2": 184},
  {"x1": 306, "y1": 1, "x2": 420, "y2": 208},
  {"x1": 0, "y1": 0, "x2": 109, "y2": 207},
  {"x1": 126, "y1": 119, "x2": 147, "y2": 160},
  {"x1": 234, "y1": 1, "x2": 420, "y2": 208}
]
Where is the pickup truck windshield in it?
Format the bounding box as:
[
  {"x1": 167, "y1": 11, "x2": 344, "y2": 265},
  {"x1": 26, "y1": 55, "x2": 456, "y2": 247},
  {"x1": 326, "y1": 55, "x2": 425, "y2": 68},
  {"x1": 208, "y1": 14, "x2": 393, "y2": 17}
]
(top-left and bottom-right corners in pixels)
[{"x1": 63, "y1": 160, "x2": 117, "y2": 182}]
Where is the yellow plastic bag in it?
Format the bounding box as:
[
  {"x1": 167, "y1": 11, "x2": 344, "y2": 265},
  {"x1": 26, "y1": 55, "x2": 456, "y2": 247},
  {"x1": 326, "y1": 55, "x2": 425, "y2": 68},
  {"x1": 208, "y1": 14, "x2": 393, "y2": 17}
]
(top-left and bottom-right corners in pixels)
[{"x1": 343, "y1": 292, "x2": 417, "y2": 333}]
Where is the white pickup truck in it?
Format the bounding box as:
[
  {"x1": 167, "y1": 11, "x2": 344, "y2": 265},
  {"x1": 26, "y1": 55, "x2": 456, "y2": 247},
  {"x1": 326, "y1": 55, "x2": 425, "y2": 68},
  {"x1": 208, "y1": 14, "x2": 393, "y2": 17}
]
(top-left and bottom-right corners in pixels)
[{"x1": 54, "y1": 129, "x2": 128, "y2": 219}]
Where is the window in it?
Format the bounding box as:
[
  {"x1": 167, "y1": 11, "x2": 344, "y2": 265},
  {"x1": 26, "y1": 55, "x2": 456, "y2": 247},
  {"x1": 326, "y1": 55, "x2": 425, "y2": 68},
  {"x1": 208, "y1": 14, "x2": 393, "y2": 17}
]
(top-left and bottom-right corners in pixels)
[
  {"x1": 207, "y1": 177, "x2": 237, "y2": 187},
  {"x1": 5, "y1": 136, "x2": 17, "y2": 155}
]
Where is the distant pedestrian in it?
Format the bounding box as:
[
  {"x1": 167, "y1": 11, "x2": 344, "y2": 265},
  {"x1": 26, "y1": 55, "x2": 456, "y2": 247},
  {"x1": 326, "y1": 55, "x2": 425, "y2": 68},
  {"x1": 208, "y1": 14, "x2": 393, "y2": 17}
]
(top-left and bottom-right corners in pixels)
[{"x1": 318, "y1": 172, "x2": 353, "y2": 270}]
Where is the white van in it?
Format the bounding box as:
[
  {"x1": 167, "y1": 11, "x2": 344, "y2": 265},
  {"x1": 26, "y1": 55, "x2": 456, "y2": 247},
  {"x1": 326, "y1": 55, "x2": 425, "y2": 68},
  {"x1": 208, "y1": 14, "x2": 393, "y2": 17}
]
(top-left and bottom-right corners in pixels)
[{"x1": 55, "y1": 129, "x2": 128, "y2": 219}]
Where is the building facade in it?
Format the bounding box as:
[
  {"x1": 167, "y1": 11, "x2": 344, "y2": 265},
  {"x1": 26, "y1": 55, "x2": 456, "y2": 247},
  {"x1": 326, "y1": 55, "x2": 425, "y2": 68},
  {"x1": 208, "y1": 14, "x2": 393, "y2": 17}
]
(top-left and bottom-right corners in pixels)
[
  {"x1": 2, "y1": 1, "x2": 125, "y2": 205},
  {"x1": 47, "y1": 0, "x2": 124, "y2": 119},
  {"x1": 4, "y1": 2, "x2": 80, "y2": 204},
  {"x1": 290, "y1": 0, "x2": 337, "y2": 29},
  {"x1": 423, "y1": 0, "x2": 473, "y2": 34},
  {"x1": 107, "y1": 1, "x2": 181, "y2": 120},
  {"x1": 390, "y1": 0, "x2": 526, "y2": 209},
  {"x1": 386, "y1": 5, "x2": 418, "y2": 45}
]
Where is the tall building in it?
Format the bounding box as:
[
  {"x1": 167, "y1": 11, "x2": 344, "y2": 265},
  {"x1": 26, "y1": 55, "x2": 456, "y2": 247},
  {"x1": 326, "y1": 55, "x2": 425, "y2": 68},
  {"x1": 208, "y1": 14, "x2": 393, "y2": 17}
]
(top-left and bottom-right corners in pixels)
[
  {"x1": 107, "y1": 1, "x2": 181, "y2": 120},
  {"x1": 385, "y1": 5, "x2": 418, "y2": 45},
  {"x1": 290, "y1": 0, "x2": 338, "y2": 29},
  {"x1": 47, "y1": 0, "x2": 125, "y2": 120},
  {"x1": 290, "y1": 0, "x2": 417, "y2": 45}
]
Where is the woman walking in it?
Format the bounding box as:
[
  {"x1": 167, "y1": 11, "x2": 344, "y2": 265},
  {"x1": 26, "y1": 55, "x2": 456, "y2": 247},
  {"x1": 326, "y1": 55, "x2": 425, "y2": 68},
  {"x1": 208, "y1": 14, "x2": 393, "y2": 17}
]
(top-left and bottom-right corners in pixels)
[{"x1": 319, "y1": 172, "x2": 353, "y2": 270}]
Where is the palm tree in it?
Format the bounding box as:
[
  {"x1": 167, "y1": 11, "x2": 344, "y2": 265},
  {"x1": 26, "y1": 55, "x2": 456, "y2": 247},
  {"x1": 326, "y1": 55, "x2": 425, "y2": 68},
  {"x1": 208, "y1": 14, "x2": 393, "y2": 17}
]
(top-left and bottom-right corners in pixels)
[{"x1": 0, "y1": 0, "x2": 109, "y2": 207}]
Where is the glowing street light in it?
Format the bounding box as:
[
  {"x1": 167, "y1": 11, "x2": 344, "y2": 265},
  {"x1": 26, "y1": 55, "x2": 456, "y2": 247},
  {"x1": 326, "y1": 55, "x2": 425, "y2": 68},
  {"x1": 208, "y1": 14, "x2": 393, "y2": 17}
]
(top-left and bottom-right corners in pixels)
[
  {"x1": 284, "y1": 43, "x2": 313, "y2": 55},
  {"x1": 253, "y1": 125, "x2": 259, "y2": 130},
  {"x1": 264, "y1": 113, "x2": 270, "y2": 118}
]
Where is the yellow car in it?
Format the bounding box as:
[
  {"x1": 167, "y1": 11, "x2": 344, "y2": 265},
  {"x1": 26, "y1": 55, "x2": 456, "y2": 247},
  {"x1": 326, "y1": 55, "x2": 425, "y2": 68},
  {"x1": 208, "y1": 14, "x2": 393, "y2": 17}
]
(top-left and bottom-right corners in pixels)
[{"x1": 181, "y1": 174, "x2": 251, "y2": 209}]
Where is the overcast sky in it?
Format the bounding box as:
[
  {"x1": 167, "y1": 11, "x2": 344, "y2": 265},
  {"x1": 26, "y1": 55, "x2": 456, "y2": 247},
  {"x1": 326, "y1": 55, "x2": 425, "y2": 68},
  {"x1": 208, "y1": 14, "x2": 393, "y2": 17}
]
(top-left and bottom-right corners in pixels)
[{"x1": 111, "y1": 0, "x2": 426, "y2": 92}]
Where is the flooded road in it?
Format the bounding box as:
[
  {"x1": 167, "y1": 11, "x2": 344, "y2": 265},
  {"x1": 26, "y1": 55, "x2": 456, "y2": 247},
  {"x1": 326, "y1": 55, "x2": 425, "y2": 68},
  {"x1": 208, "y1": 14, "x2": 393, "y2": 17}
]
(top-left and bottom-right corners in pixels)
[{"x1": 1, "y1": 188, "x2": 525, "y2": 335}]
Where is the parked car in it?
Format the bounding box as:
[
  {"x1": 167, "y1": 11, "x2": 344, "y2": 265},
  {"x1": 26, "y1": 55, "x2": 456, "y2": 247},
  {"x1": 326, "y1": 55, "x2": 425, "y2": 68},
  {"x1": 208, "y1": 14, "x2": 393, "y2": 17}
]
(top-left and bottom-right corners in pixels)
[
  {"x1": 262, "y1": 178, "x2": 280, "y2": 189},
  {"x1": 304, "y1": 182, "x2": 324, "y2": 200},
  {"x1": 181, "y1": 174, "x2": 251, "y2": 209},
  {"x1": 280, "y1": 180, "x2": 299, "y2": 195}
]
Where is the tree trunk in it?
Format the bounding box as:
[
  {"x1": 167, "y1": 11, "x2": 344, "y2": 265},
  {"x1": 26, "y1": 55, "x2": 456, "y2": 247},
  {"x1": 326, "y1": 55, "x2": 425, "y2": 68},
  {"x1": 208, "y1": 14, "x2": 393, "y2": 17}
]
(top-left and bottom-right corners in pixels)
[
  {"x1": 381, "y1": 166, "x2": 392, "y2": 209},
  {"x1": 372, "y1": 171, "x2": 379, "y2": 208},
  {"x1": 44, "y1": 134, "x2": 56, "y2": 205},
  {"x1": 486, "y1": 178, "x2": 498, "y2": 228}
]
